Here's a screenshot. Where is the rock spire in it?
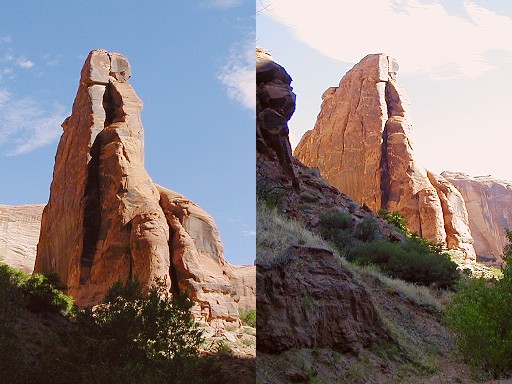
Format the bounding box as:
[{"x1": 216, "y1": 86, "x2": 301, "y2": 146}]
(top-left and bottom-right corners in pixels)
[{"x1": 295, "y1": 54, "x2": 476, "y2": 260}]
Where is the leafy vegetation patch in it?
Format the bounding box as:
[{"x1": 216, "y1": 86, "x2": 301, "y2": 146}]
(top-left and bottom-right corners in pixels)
[
  {"x1": 445, "y1": 229, "x2": 512, "y2": 379},
  {"x1": 318, "y1": 210, "x2": 460, "y2": 289},
  {"x1": 239, "y1": 309, "x2": 256, "y2": 328},
  {"x1": 0, "y1": 263, "x2": 242, "y2": 384}
]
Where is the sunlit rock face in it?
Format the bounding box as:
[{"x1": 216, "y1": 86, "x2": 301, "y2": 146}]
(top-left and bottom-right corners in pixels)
[
  {"x1": 34, "y1": 50, "x2": 254, "y2": 321},
  {"x1": 295, "y1": 54, "x2": 476, "y2": 260},
  {"x1": 0, "y1": 204, "x2": 44, "y2": 273},
  {"x1": 442, "y1": 172, "x2": 512, "y2": 266}
]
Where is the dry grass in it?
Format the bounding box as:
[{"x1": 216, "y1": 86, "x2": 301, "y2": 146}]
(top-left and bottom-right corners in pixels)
[
  {"x1": 256, "y1": 200, "x2": 328, "y2": 265},
  {"x1": 360, "y1": 265, "x2": 442, "y2": 311}
]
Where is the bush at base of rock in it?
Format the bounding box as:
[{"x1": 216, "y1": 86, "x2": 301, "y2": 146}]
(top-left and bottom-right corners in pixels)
[{"x1": 348, "y1": 239, "x2": 459, "y2": 289}]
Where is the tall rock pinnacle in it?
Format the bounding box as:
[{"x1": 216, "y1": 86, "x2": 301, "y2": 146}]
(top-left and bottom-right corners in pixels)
[
  {"x1": 295, "y1": 54, "x2": 476, "y2": 260},
  {"x1": 34, "y1": 50, "x2": 252, "y2": 320}
]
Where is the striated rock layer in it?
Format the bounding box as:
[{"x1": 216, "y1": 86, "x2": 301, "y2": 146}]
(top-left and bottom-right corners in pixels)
[
  {"x1": 34, "y1": 50, "x2": 254, "y2": 321},
  {"x1": 295, "y1": 54, "x2": 476, "y2": 260},
  {"x1": 442, "y1": 172, "x2": 512, "y2": 266},
  {"x1": 0, "y1": 204, "x2": 44, "y2": 273}
]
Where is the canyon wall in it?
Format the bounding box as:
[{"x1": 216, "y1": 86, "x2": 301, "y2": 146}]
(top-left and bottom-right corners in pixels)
[
  {"x1": 295, "y1": 54, "x2": 476, "y2": 260},
  {"x1": 443, "y1": 172, "x2": 512, "y2": 266},
  {"x1": 0, "y1": 204, "x2": 44, "y2": 273}
]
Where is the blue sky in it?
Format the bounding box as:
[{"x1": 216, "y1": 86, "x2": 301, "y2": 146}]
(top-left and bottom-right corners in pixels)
[
  {"x1": 0, "y1": 1, "x2": 255, "y2": 265},
  {"x1": 257, "y1": 0, "x2": 512, "y2": 182}
]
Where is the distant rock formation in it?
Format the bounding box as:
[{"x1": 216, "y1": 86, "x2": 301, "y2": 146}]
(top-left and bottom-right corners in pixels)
[
  {"x1": 0, "y1": 204, "x2": 44, "y2": 273},
  {"x1": 295, "y1": 54, "x2": 476, "y2": 260},
  {"x1": 442, "y1": 172, "x2": 512, "y2": 266},
  {"x1": 34, "y1": 49, "x2": 254, "y2": 321},
  {"x1": 256, "y1": 49, "x2": 388, "y2": 354}
]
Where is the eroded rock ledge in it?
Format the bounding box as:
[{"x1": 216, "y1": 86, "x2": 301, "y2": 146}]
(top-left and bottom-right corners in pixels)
[{"x1": 34, "y1": 50, "x2": 254, "y2": 321}]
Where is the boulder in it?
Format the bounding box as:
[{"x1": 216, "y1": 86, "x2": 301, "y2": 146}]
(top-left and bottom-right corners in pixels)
[{"x1": 257, "y1": 245, "x2": 384, "y2": 353}]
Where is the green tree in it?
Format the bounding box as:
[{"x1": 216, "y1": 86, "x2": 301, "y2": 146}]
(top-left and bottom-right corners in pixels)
[{"x1": 445, "y1": 229, "x2": 512, "y2": 378}]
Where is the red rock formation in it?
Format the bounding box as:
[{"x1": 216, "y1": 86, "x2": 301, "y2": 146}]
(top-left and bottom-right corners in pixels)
[
  {"x1": 0, "y1": 204, "x2": 44, "y2": 273},
  {"x1": 258, "y1": 246, "x2": 383, "y2": 353},
  {"x1": 295, "y1": 54, "x2": 476, "y2": 260},
  {"x1": 256, "y1": 48, "x2": 298, "y2": 190},
  {"x1": 442, "y1": 172, "x2": 512, "y2": 266},
  {"x1": 34, "y1": 50, "x2": 254, "y2": 321}
]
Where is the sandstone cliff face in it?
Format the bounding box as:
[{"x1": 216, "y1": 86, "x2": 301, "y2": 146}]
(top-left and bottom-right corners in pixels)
[
  {"x1": 442, "y1": 172, "x2": 512, "y2": 266},
  {"x1": 0, "y1": 204, "x2": 44, "y2": 273},
  {"x1": 34, "y1": 50, "x2": 253, "y2": 320},
  {"x1": 295, "y1": 54, "x2": 476, "y2": 260}
]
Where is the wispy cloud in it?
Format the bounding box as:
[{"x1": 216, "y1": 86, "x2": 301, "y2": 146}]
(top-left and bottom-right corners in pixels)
[
  {"x1": 264, "y1": 0, "x2": 512, "y2": 78},
  {"x1": 200, "y1": 0, "x2": 243, "y2": 9},
  {"x1": 17, "y1": 58, "x2": 34, "y2": 68},
  {"x1": 0, "y1": 88, "x2": 67, "y2": 156},
  {"x1": 0, "y1": 35, "x2": 11, "y2": 44},
  {"x1": 217, "y1": 39, "x2": 255, "y2": 110},
  {"x1": 243, "y1": 230, "x2": 256, "y2": 237}
]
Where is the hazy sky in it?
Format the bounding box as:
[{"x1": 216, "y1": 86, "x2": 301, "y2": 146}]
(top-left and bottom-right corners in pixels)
[
  {"x1": 0, "y1": 1, "x2": 255, "y2": 265},
  {"x1": 257, "y1": 0, "x2": 512, "y2": 182}
]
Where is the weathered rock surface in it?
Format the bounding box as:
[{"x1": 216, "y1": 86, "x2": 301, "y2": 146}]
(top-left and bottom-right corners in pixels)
[
  {"x1": 442, "y1": 172, "x2": 512, "y2": 266},
  {"x1": 34, "y1": 49, "x2": 254, "y2": 320},
  {"x1": 231, "y1": 264, "x2": 256, "y2": 311},
  {"x1": 256, "y1": 49, "x2": 389, "y2": 355},
  {"x1": 256, "y1": 47, "x2": 298, "y2": 190},
  {"x1": 0, "y1": 204, "x2": 44, "y2": 273},
  {"x1": 257, "y1": 245, "x2": 383, "y2": 353},
  {"x1": 295, "y1": 54, "x2": 476, "y2": 260}
]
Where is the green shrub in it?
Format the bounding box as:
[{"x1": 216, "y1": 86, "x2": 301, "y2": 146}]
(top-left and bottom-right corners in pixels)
[
  {"x1": 318, "y1": 211, "x2": 355, "y2": 249},
  {"x1": 353, "y1": 217, "x2": 379, "y2": 242},
  {"x1": 378, "y1": 209, "x2": 409, "y2": 234},
  {"x1": 445, "y1": 229, "x2": 512, "y2": 378},
  {"x1": 81, "y1": 278, "x2": 202, "y2": 361},
  {"x1": 348, "y1": 239, "x2": 459, "y2": 289},
  {"x1": 319, "y1": 211, "x2": 353, "y2": 230},
  {"x1": 22, "y1": 273, "x2": 75, "y2": 315},
  {"x1": 239, "y1": 309, "x2": 256, "y2": 328}
]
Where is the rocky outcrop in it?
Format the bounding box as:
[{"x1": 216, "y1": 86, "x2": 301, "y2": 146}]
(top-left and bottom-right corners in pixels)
[
  {"x1": 442, "y1": 172, "x2": 512, "y2": 266},
  {"x1": 295, "y1": 54, "x2": 476, "y2": 260},
  {"x1": 258, "y1": 245, "x2": 383, "y2": 353},
  {"x1": 256, "y1": 47, "x2": 298, "y2": 190},
  {"x1": 0, "y1": 204, "x2": 44, "y2": 273},
  {"x1": 34, "y1": 50, "x2": 254, "y2": 321},
  {"x1": 256, "y1": 49, "x2": 389, "y2": 355},
  {"x1": 231, "y1": 264, "x2": 256, "y2": 311}
]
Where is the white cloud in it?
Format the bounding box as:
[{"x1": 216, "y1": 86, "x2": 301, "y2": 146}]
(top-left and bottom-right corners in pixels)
[
  {"x1": 201, "y1": 0, "x2": 243, "y2": 9},
  {"x1": 217, "y1": 40, "x2": 255, "y2": 110},
  {"x1": 243, "y1": 230, "x2": 256, "y2": 237},
  {"x1": 0, "y1": 35, "x2": 11, "y2": 43},
  {"x1": 0, "y1": 88, "x2": 67, "y2": 156},
  {"x1": 264, "y1": 0, "x2": 512, "y2": 78},
  {"x1": 17, "y1": 58, "x2": 34, "y2": 68}
]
